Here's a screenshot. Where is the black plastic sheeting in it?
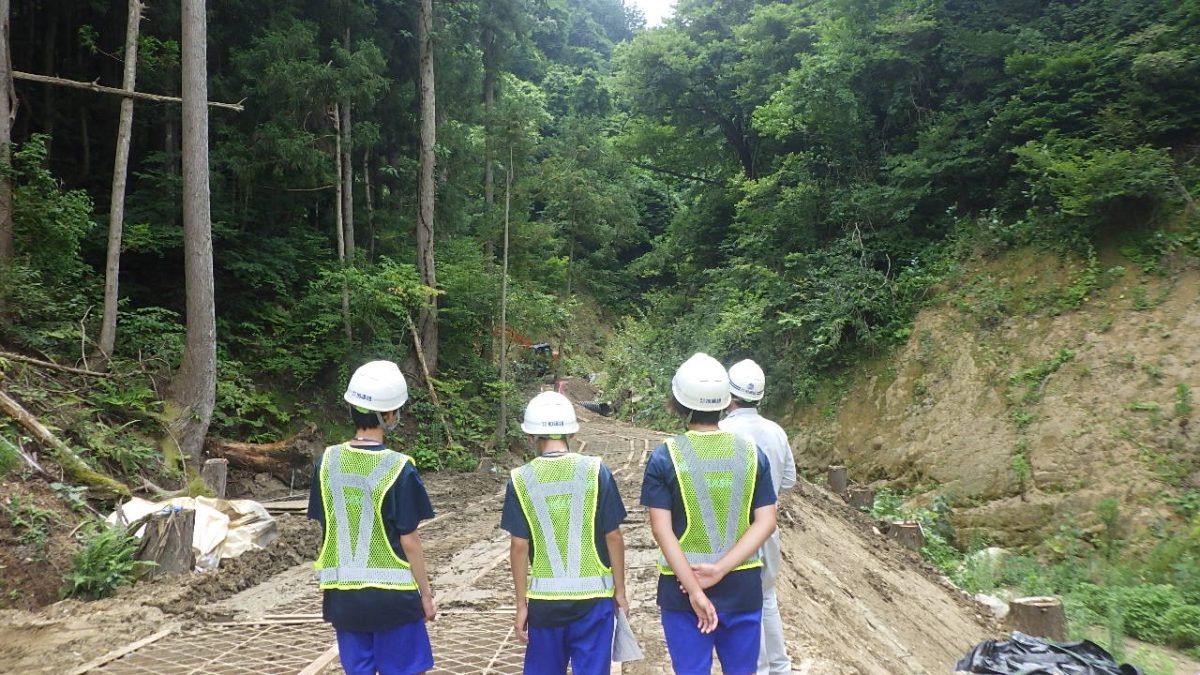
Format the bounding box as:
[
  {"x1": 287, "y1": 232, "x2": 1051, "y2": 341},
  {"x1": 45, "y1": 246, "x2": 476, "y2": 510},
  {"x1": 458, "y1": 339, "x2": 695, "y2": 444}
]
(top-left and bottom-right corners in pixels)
[{"x1": 955, "y1": 632, "x2": 1144, "y2": 674}]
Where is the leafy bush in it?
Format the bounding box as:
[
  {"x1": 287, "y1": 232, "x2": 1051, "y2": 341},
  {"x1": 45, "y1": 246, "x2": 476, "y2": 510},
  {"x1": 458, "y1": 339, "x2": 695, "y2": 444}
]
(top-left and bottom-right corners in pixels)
[
  {"x1": 63, "y1": 523, "x2": 150, "y2": 600},
  {"x1": 1163, "y1": 605, "x2": 1200, "y2": 648},
  {"x1": 1116, "y1": 584, "x2": 1183, "y2": 644}
]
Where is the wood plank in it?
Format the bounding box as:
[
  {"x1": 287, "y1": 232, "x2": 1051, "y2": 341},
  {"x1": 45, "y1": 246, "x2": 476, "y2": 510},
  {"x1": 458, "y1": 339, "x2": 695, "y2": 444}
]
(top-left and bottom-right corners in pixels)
[{"x1": 68, "y1": 626, "x2": 176, "y2": 674}]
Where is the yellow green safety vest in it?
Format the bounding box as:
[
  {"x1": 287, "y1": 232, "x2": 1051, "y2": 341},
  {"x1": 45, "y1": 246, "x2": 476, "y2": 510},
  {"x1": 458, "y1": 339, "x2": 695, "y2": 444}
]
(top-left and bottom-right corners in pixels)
[
  {"x1": 658, "y1": 431, "x2": 762, "y2": 575},
  {"x1": 313, "y1": 443, "x2": 418, "y2": 591},
  {"x1": 511, "y1": 454, "x2": 615, "y2": 600}
]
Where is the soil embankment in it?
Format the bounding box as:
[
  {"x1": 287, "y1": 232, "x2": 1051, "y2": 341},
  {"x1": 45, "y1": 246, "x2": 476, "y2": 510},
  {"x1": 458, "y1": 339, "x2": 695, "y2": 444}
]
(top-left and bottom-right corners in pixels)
[{"x1": 786, "y1": 251, "x2": 1200, "y2": 545}]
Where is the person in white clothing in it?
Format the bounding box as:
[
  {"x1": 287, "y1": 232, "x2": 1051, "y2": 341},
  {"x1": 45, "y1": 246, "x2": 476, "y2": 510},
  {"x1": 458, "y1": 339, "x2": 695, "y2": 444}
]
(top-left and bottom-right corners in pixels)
[{"x1": 719, "y1": 359, "x2": 796, "y2": 675}]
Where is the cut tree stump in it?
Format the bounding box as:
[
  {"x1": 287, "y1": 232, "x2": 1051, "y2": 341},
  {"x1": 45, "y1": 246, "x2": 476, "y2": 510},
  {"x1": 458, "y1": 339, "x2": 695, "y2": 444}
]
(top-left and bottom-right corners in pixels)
[
  {"x1": 848, "y1": 486, "x2": 875, "y2": 510},
  {"x1": 827, "y1": 465, "x2": 848, "y2": 496},
  {"x1": 201, "y1": 458, "x2": 228, "y2": 498},
  {"x1": 1007, "y1": 596, "x2": 1066, "y2": 641},
  {"x1": 136, "y1": 508, "x2": 196, "y2": 578},
  {"x1": 888, "y1": 520, "x2": 925, "y2": 551}
]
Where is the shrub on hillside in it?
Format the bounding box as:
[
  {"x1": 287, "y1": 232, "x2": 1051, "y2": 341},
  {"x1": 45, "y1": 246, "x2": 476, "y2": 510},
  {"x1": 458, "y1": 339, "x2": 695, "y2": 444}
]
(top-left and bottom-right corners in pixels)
[
  {"x1": 1163, "y1": 605, "x2": 1200, "y2": 648},
  {"x1": 1114, "y1": 584, "x2": 1183, "y2": 644}
]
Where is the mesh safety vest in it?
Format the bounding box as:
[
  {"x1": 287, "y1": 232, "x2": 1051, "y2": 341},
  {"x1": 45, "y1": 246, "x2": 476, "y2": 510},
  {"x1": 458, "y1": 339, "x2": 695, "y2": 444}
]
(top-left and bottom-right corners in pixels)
[
  {"x1": 313, "y1": 443, "x2": 417, "y2": 591},
  {"x1": 657, "y1": 431, "x2": 762, "y2": 575},
  {"x1": 511, "y1": 454, "x2": 615, "y2": 600}
]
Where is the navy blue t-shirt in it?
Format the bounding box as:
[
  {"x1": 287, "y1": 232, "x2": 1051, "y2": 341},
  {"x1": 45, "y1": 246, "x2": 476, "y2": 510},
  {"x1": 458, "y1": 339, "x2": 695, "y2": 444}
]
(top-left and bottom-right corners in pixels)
[
  {"x1": 639, "y1": 432, "x2": 776, "y2": 614},
  {"x1": 500, "y1": 456, "x2": 627, "y2": 628},
  {"x1": 307, "y1": 442, "x2": 435, "y2": 632}
]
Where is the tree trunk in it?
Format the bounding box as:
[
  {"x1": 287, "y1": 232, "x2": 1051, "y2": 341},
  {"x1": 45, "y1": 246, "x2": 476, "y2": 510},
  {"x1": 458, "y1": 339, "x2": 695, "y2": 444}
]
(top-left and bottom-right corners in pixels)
[
  {"x1": 1007, "y1": 596, "x2": 1067, "y2": 641},
  {"x1": 827, "y1": 464, "x2": 848, "y2": 496},
  {"x1": 168, "y1": 0, "x2": 216, "y2": 473},
  {"x1": 340, "y1": 30, "x2": 354, "y2": 262},
  {"x1": 362, "y1": 149, "x2": 374, "y2": 262},
  {"x1": 0, "y1": 0, "x2": 15, "y2": 265},
  {"x1": 97, "y1": 0, "x2": 144, "y2": 363},
  {"x1": 332, "y1": 103, "x2": 351, "y2": 342},
  {"x1": 482, "y1": 20, "x2": 495, "y2": 264},
  {"x1": 416, "y1": 0, "x2": 439, "y2": 374},
  {"x1": 135, "y1": 509, "x2": 196, "y2": 578},
  {"x1": 496, "y1": 157, "x2": 511, "y2": 450}
]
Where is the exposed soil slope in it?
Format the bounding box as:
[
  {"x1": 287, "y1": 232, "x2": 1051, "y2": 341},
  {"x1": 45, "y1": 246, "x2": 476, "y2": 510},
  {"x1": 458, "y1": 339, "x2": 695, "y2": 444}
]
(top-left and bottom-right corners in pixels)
[{"x1": 785, "y1": 249, "x2": 1200, "y2": 545}]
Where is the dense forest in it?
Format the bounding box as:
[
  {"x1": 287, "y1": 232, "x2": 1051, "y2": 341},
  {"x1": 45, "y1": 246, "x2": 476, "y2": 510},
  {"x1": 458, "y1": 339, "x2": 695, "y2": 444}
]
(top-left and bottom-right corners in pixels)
[{"x1": 1, "y1": 0, "x2": 1198, "y2": 471}]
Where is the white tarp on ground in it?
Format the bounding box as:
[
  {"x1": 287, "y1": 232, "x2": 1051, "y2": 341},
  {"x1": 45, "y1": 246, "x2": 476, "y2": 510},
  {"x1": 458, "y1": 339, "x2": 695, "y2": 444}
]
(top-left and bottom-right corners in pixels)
[{"x1": 106, "y1": 496, "x2": 279, "y2": 571}]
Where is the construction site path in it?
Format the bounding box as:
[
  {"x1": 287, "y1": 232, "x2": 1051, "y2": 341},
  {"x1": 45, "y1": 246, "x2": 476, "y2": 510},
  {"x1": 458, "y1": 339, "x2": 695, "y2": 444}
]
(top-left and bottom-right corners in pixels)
[{"x1": 0, "y1": 407, "x2": 993, "y2": 674}]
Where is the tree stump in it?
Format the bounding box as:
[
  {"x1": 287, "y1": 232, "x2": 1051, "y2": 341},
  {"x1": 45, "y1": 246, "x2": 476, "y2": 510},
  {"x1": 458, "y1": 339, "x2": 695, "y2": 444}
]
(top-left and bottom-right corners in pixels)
[
  {"x1": 201, "y1": 458, "x2": 228, "y2": 498},
  {"x1": 827, "y1": 465, "x2": 848, "y2": 496},
  {"x1": 136, "y1": 508, "x2": 196, "y2": 579},
  {"x1": 1007, "y1": 596, "x2": 1066, "y2": 641},
  {"x1": 848, "y1": 486, "x2": 875, "y2": 510},
  {"x1": 888, "y1": 520, "x2": 925, "y2": 551}
]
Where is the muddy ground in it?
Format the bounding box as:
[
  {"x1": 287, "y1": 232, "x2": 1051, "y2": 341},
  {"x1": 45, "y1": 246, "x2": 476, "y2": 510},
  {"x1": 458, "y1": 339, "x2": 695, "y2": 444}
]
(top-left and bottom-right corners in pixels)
[{"x1": 1, "y1": 409, "x2": 998, "y2": 674}]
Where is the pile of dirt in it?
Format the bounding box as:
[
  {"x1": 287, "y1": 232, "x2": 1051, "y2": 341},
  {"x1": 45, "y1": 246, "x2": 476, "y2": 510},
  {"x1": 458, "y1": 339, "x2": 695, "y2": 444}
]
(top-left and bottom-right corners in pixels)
[{"x1": 785, "y1": 249, "x2": 1200, "y2": 544}]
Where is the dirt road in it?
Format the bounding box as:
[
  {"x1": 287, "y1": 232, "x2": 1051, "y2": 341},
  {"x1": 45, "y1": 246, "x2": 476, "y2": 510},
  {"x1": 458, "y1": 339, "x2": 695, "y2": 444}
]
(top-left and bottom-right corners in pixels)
[{"x1": 0, "y1": 409, "x2": 992, "y2": 673}]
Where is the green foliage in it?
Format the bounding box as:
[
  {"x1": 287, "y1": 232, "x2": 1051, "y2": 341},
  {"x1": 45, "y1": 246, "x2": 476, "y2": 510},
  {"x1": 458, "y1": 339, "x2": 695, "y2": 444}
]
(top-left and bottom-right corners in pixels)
[
  {"x1": 1163, "y1": 605, "x2": 1200, "y2": 648},
  {"x1": 0, "y1": 435, "x2": 21, "y2": 475},
  {"x1": 1011, "y1": 349, "x2": 1076, "y2": 404},
  {"x1": 9, "y1": 135, "x2": 96, "y2": 278},
  {"x1": 1013, "y1": 141, "x2": 1175, "y2": 236},
  {"x1": 1174, "y1": 384, "x2": 1192, "y2": 418},
  {"x1": 50, "y1": 483, "x2": 89, "y2": 513},
  {"x1": 3, "y1": 496, "x2": 56, "y2": 548},
  {"x1": 63, "y1": 522, "x2": 150, "y2": 600}
]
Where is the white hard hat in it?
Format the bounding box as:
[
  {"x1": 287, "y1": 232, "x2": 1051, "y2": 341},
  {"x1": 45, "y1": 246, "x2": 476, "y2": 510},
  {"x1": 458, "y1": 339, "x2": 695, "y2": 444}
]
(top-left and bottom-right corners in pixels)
[
  {"x1": 671, "y1": 353, "x2": 730, "y2": 412},
  {"x1": 521, "y1": 391, "x2": 580, "y2": 435},
  {"x1": 343, "y1": 360, "x2": 409, "y2": 411},
  {"x1": 728, "y1": 359, "x2": 766, "y2": 401}
]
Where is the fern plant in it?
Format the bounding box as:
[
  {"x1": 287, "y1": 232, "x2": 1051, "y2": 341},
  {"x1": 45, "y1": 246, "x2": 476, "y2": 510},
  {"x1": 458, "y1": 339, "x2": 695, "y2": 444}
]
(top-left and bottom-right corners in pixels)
[{"x1": 63, "y1": 522, "x2": 153, "y2": 600}]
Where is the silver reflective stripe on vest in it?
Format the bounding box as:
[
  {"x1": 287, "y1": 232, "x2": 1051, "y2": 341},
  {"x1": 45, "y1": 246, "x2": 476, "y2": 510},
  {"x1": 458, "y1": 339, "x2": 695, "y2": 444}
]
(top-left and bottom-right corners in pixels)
[
  {"x1": 529, "y1": 574, "x2": 614, "y2": 593},
  {"x1": 668, "y1": 434, "x2": 760, "y2": 568},
  {"x1": 321, "y1": 444, "x2": 414, "y2": 586},
  {"x1": 516, "y1": 456, "x2": 612, "y2": 591},
  {"x1": 319, "y1": 566, "x2": 415, "y2": 585}
]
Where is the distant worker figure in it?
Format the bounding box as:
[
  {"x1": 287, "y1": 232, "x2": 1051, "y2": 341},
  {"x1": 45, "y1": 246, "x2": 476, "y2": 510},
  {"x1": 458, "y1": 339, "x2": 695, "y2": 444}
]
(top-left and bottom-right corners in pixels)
[
  {"x1": 720, "y1": 359, "x2": 797, "y2": 675},
  {"x1": 641, "y1": 353, "x2": 778, "y2": 675},
  {"x1": 308, "y1": 360, "x2": 437, "y2": 675},
  {"x1": 501, "y1": 391, "x2": 629, "y2": 675}
]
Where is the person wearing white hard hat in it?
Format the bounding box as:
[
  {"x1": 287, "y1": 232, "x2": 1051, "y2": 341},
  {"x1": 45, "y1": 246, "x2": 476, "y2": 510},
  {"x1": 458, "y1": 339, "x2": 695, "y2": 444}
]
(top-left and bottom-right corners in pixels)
[
  {"x1": 308, "y1": 360, "x2": 437, "y2": 675},
  {"x1": 720, "y1": 359, "x2": 796, "y2": 675},
  {"x1": 640, "y1": 353, "x2": 778, "y2": 675},
  {"x1": 500, "y1": 391, "x2": 629, "y2": 674}
]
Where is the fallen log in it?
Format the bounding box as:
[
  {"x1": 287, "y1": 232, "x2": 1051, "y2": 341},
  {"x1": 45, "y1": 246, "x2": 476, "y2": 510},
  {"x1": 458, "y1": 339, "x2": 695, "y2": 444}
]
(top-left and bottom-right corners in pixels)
[
  {"x1": 205, "y1": 426, "x2": 321, "y2": 483},
  {"x1": 0, "y1": 375, "x2": 131, "y2": 498}
]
